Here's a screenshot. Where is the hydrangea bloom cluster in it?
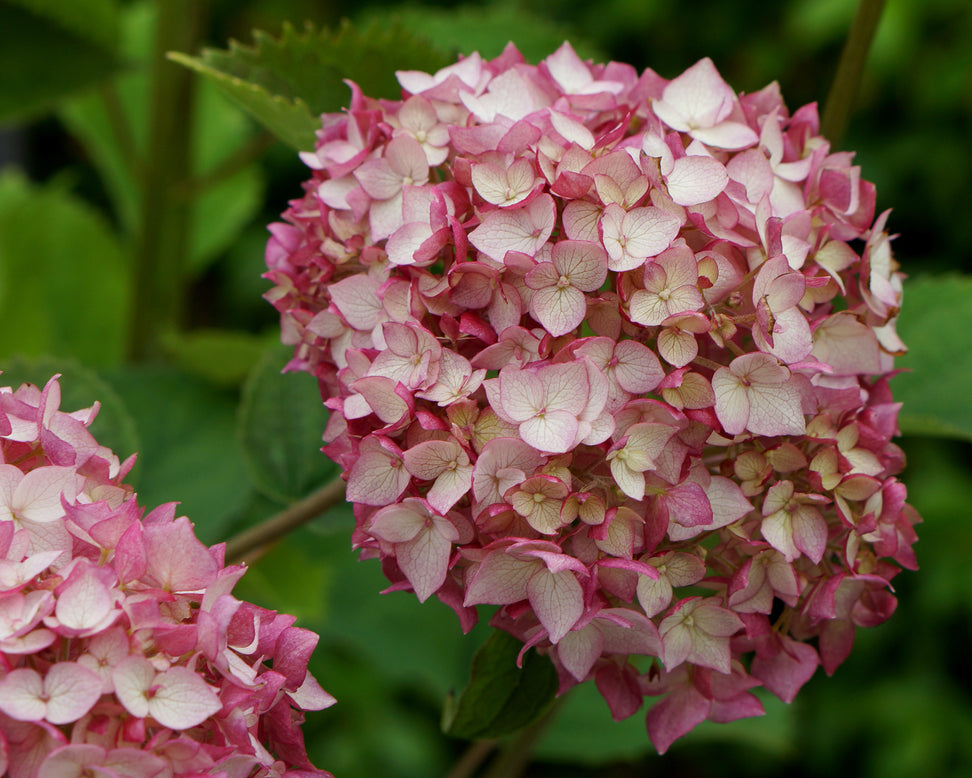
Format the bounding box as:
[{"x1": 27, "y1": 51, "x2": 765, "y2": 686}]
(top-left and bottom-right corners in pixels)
[
  {"x1": 264, "y1": 43, "x2": 920, "y2": 751},
  {"x1": 0, "y1": 376, "x2": 334, "y2": 777}
]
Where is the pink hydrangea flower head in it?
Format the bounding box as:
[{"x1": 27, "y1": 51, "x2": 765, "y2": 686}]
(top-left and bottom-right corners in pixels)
[
  {"x1": 0, "y1": 375, "x2": 335, "y2": 777},
  {"x1": 265, "y1": 45, "x2": 920, "y2": 751}
]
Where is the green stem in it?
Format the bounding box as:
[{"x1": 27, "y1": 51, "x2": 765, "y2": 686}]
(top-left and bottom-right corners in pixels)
[
  {"x1": 225, "y1": 476, "x2": 347, "y2": 565},
  {"x1": 821, "y1": 0, "x2": 887, "y2": 147},
  {"x1": 481, "y1": 696, "x2": 565, "y2": 778},
  {"x1": 127, "y1": 0, "x2": 207, "y2": 361},
  {"x1": 98, "y1": 82, "x2": 143, "y2": 187},
  {"x1": 444, "y1": 740, "x2": 497, "y2": 778},
  {"x1": 174, "y1": 130, "x2": 276, "y2": 201}
]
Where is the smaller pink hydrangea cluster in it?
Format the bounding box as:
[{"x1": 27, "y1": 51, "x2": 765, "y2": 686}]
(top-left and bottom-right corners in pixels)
[
  {"x1": 0, "y1": 375, "x2": 334, "y2": 777},
  {"x1": 264, "y1": 43, "x2": 920, "y2": 751}
]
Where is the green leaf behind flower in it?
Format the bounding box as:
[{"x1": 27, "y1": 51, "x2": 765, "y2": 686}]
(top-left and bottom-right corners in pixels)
[
  {"x1": 0, "y1": 0, "x2": 120, "y2": 120},
  {"x1": 0, "y1": 171, "x2": 129, "y2": 366},
  {"x1": 101, "y1": 363, "x2": 251, "y2": 544},
  {"x1": 237, "y1": 343, "x2": 336, "y2": 503},
  {"x1": 893, "y1": 274, "x2": 972, "y2": 440},
  {"x1": 160, "y1": 328, "x2": 275, "y2": 388},
  {"x1": 443, "y1": 628, "x2": 558, "y2": 740},
  {"x1": 367, "y1": 3, "x2": 602, "y2": 62},
  {"x1": 56, "y1": 2, "x2": 265, "y2": 277},
  {"x1": 168, "y1": 19, "x2": 453, "y2": 151}
]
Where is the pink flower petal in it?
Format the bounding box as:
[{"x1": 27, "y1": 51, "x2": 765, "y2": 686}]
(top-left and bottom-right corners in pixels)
[
  {"x1": 397, "y1": 523, "x2": 454, "y2": 602},
  {"x1": 527, "y1": 568, "x2": 584, "y2": 644},
  {"x1": 667, "y1": 156, "x2": 729, "y2": 206},
  {"x1": 469, "y1": 194, "x2": 556, "y2": 260},
  {"x1": 54, "y1": 570, "x2": 115, "y2": 633},
  {"x1": 558, "y1": 625, "x2": 604, "y2": 681},
  {"x1": 42, "y1": 662, "x2": 102, "y2": 725},
  {"x1": 0, "y1": 667, "x2": 46, "y2": 721},
  {"x1": 149, "y1": 666, "x2": 222, "y2": 730},
  {"x1": 112, "y1": 656, "x2": 155, "y2": 719},
  {"x1": 519, "y1": 410, "x2": 579, "y2": 453}
]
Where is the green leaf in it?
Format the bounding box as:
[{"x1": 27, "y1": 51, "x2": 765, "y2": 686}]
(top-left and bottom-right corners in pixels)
[
  {"x1": 238, "y1": 343, "x2": 336, "y2": 503},
  {"x1": 160, "y1": 328, "x2": 275, "y2": 387},
  {"x1": 533, "y1": 680, "x2": 654, "y2": 764},
  {"x1": 187, "y1": 163, "x2": 265, "y2": 274},
  {"x1": 443, "y1": 629, "x2": 558, "y2": 740},
  {"x1": 0, "y1": 355, "x2": 139, "y2": 466},
  {"x1": 2, "y1": 0, "x2": 119, "y2": 49},
  {"x1": 366, "y1": 4, "x2": 601, "y2": 63},
  {"x1": 893, "y1": 274, "x2": 972, "y2": 440},
  {"x1": 168, "y1": 19, "x2": 452, "y2": 150},
  {"x1": 0, "y1": 171, "x2": 129, "y2": 366},
  {"x1": 300, "y1": 518, "x2": 489, "y2": 699},
  {"x1": 102, "y1": 364, "x2": 251, "y2": 545},
  {"x1": 58, "y1": 2, "x2": 264, "y2": 275},
  {"x1": 0, "y1": 0, "x2": 120, "y2": 121},
  {"x1": 56, "y1": 2, "x2": 155, "y2": 236},
  {"x1": 184, "y1": 75, "x2": 267, "y2": 273}
]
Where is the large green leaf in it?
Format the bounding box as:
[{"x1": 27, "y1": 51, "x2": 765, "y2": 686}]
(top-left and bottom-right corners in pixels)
[
  {"x1": 2, "y1": 0, "x2": 118, "y2": 48},
  {"x1": 57, "y1": 2, "x2": 264, "y2": 275},
  {"x1": 443, "y1": 628, "x2": 558, "y2": 740},
  {"x1": 237, "y1": 343, "x2": 336, "y2": 503},
  {"x1": 160, "y1": 328, "x2": 275, "y2": 388},
  {"x1": 101, "y1": 364, "x2": 251, "y2": 545},
  {"x1": 365, "y1": 3, "x2": 601, "y2": 62},
  {"x1": 0, "y1": 0, "x2": 120, "y2": 121},
  {"x1": 168, "y1": 19, "x2": 452, "y2": 150},
  {"x1": 893, "y1": 274, "x2": 972, "y2": 440},
  {"x1": 0, "y1": 171, "x2": 129, "y2": 366}
]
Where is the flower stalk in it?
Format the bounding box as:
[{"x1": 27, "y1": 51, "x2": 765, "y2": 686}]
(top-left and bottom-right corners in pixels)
[
  {"x1": 127, "y1": 0, "x2": 205, "y2": 360},
  {"x1": 225, "y1": 475, "x2": 348, "y2": 564},
  {"x1": 821, "y1": 0, "x2": 887, "y2": 146}
]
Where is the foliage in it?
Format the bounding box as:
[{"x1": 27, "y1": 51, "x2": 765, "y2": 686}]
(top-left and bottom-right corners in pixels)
[
  {"x1": 1, "y1": 0, "x2": 970, "y2": 775},
  {"x1": 169, "y1": 19, "x2": 452, "y2": 150},
  {"x1": 443, "y1": 630, "x2": 558, "y2": 740},
  {"x1": 894, "y1": 275, "x2": 972, "y2": 440},
  {"x1": 0, "y1": 0, "x2": 120, "y2": 120}
]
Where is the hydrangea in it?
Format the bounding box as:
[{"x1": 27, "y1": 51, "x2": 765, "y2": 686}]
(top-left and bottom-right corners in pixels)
[
  {"x1": 0, "y1": 375, "x2": 335, "y2": 777},
  {"x1": 264, "y1": 43, "x2": 920, "y2": 752}
]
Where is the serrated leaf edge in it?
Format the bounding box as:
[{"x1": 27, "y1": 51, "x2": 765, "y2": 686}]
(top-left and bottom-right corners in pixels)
[{"x1": 166, "y1": 51, "x2": 318, "y2": 151}]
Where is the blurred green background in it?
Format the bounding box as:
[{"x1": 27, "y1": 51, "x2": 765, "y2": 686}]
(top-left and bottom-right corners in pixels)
[{"x1": 1, "y1": 0, "x2": 971, "y2": 775}]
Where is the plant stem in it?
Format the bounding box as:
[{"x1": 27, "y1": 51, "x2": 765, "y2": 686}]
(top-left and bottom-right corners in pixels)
[
  {"x1": 481, "y1": 696, "x2": 565, "y2": 778},
  {"x1": 174, "y1": 130, "x2": 276, "y2": 201},
  {"x1": 225, "y1": 476, "x2": 346, "y2": 565},
  {"x1": 444, "y1": 740, "x2": 497, "y2": 778},
  {"x1": 127, "y1": 0, "x2": 206, "y2": 361},
  {"x1": 98, "y1": 82, "x2": 143, "y2": 187},
  {"x1": 821, "y1": 0, "x2": 887, "y2": 147}
]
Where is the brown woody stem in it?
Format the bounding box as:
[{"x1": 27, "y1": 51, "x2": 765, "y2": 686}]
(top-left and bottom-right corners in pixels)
[{"x1": 225, "y1": 476, "x2": 347, "y2": 565}]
